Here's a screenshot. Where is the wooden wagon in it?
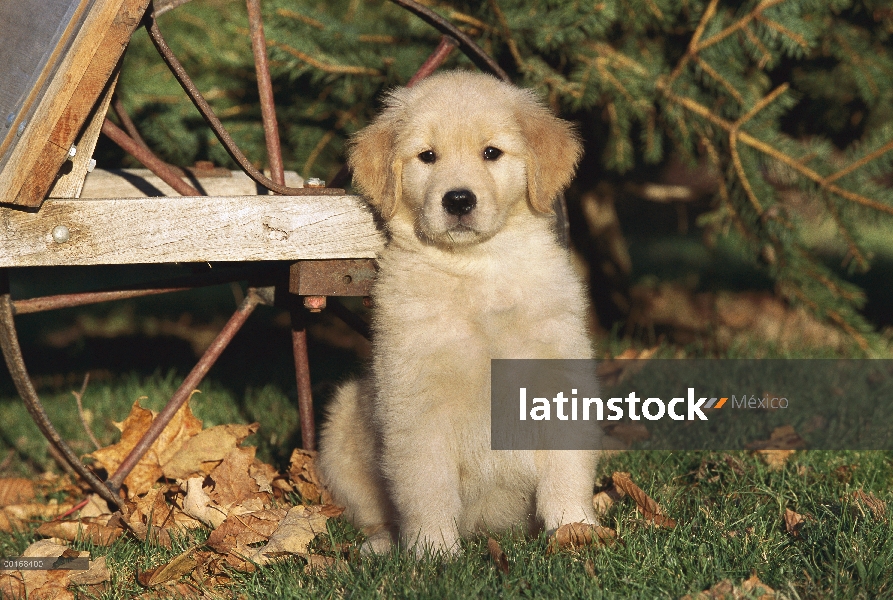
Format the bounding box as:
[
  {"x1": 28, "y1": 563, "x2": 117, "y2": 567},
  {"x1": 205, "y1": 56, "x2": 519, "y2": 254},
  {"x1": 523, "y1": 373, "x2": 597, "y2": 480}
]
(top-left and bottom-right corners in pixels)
[{"x1": 0, "y1": 0, "x2": 514, "y2": 508}]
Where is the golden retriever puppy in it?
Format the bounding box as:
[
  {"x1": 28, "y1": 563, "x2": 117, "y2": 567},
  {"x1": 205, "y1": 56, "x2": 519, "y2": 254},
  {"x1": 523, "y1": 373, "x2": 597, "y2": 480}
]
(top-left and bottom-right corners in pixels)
[{"x1": 317, "y1": 70, "x2": 599, "y2": 556}]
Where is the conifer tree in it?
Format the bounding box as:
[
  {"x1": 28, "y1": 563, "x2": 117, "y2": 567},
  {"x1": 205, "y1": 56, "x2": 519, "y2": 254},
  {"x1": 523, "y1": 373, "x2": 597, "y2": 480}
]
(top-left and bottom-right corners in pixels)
[{"x1": 114, "y1": 0, "x2": 893, "y2": 352}]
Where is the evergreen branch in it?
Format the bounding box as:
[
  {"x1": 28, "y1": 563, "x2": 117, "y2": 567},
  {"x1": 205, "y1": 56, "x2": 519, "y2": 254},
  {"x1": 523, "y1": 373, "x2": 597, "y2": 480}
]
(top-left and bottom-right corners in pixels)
[
  {"x1": 729, "y1": 134, "x2": 765, "y2": 215},
  {"x1": 643, "y1": 0, "x2": 664, "y2": 20},
  {"x1": 593, "y1": 58, "x2": 651, "y2": 113},
  {"x1": 444, "y1": 10, "x2": 493, "y2": 33},
  {"x1": 667, "y1": 0, "x2": 719, "y2": 84},
  {"x1": 818, "y1": 191, "x2": 869, "y2": 270},
  {"x1": 833, "y1": 32, "x2": 880, "y2": 98},
  {"x1": 738, "y1": 83, "x2": 788, "y2": 126},
  {"x1": 743, "y1": 25, "x2": 771, "y2": 68},
  {"x1": 796, "y1": 253, "x2": 865, "y2": 303},
  {"x1": 669, "y1": 0, "x2": 788, "y2": 87},
  {"x1": 697, "y1": 0, "x2": 788, "y2": 53},
  {"x1": 357, "y1": 34, "x2": 401, "y2": 43},
  {"x1": 825, "y1": 138, "x2": 893, "y2": 184},
  {"x1": 661, "y1": 88, "x2": 893, "y2": 216},
  {"x1": 700, "y1": 134, "x2": 750, "y2": 238},
  {"x1": 694, "y1": 56, "x2": 744, "y2": 104},
  {"x1": 488, "y1": 0, "x2": 524, "y2": 69},
  {"x1": 753, "y1": 15, "x2": 810, "y2": 51},
  {"x1": 785, "y1": 285, "x2": 870, "y2": 351},
  {"x1": 266, "y1": 39, "x2": 382, "y2": 75},
  {"x1": 302, "y1": 105, "x2": 361, "y2": 177},
  {"x1": 302, "y1": 129, "x2": 337, "y2": 177},
  {"x1": 276, "y1": 8, "x2": 325, "y2": 29},
  {"x1": 586, "y1": 42, "x2": 649, "y2": 76}
]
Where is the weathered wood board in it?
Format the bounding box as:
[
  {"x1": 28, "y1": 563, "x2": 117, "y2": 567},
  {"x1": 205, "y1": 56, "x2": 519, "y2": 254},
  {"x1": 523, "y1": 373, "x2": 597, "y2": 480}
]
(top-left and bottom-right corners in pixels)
[
  {"x1": 77, "y1": 168, "x2": 306, "y2": 198},
  {"x1": 0, "y1": 0, "x2": 150, "y2": 207},
  {"x1": 47, "y1": 75, "x2": 119, "y2": 199},
  {"x1": 0, "y1": 194, "x2": 385, "y2": 266}
]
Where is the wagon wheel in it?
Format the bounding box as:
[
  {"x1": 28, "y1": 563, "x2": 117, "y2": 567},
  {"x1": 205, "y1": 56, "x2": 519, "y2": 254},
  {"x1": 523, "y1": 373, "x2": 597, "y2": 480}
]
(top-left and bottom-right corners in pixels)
[{"x1": 0, "y1": 0, "x2": 568, "y2": 508}]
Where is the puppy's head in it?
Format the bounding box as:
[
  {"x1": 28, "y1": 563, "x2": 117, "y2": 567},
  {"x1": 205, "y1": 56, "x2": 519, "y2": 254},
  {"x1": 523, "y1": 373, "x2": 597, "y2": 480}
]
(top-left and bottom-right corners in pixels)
[{"x1": 348, "y1": 71, "x2": 582, "y2": 247}]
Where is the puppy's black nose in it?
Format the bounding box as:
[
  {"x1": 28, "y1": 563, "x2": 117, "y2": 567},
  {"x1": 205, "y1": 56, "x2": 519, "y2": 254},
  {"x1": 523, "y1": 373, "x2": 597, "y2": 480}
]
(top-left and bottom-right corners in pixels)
[{"x1": 442, "y1": 189, "x2": 477, "y2": 216}]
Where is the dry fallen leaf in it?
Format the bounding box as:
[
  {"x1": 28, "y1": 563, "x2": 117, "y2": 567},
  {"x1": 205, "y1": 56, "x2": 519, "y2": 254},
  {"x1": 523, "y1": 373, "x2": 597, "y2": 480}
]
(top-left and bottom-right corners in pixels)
[
  {"x1": 86, "y1": 399, "x2": 203, "y2": 497},
  {"x1": 69, "y1": 556, "x2": 111, "y2": 586},
  {"x1": 250, "y1": 505, "x2": 332, "y2": 565},
  {"x1": 612, "y1": 472, "x2": 676, "y2": 528},
  {"x1": 36, "y1": 518, "x2": 123, "y2": 546},
  {"x1": 548, "y1": 523, "x2": 616, "y2": 553},
  {"x1": 162, "y1": 423, "x2": 259, "y2": 480},
  {"x1": 181, "y1": 477, "x2": 227, "y2": 529},
  {"x1": 783, "y1": 508, "x2": 806, "y2": 537},
  {"x1": 17, "y1": 539, "x2": 100, "y2": 600},
  {"x1": 682, "y1": 574, "x2": 776, "y2": 600},
  {"x1": 138, "y1": 547, "x2": 200, "y2": 588},
  {"x1": 755, "y1": 449, "x2": 797, "y2": 471},
  {"x1": 746, "y1": 425, "x2": 806, "y2": 451},
  {"x1": 0, "y1": 501, "x2": 74, "y2": 533},
  {"x1": 592, "y1": 483, "x2": 625, "y2": 516},
  {"x1": 487, "y1": 538, "x2": 509, "y2": 574},
  {"x1": 850, "y1": 490, "x2": 886, "y2": 520},
  {"x1": 601, "y1": 423, "x2": 650, "y2": 445},
  {"x1": 741, "y1": 573, "x2": 776, "y2": 599},
  {"x1": 287, "y1": 449, "x2": 333, "y2": 504},
  {"x1": 207, "y1": 447, "x2": 271, "y2": 510},
  {"x1": 0, "y1": 478, "x2": 35, "y2": 506},
  {"x1": 0, "y1": 571, "x2": 25, "y2": 599},
  {"x1": 206, "y1": 508, "x2": 287, "y2": 569}
]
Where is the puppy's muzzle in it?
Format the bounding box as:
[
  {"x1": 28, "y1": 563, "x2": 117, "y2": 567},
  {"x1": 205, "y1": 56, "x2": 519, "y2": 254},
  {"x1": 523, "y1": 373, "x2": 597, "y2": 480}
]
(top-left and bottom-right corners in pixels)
[{"x1": 442, "y1": 189, "x2": 477, "y2": 216}]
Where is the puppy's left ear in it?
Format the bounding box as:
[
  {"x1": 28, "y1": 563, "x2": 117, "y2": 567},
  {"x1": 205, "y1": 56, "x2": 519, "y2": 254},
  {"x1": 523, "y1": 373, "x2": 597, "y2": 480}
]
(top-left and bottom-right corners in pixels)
[
  {"x1": 347, "y1": 94, "x2": 405, "y2": 220},
  {"x1": 517, "y1": 95, "x2": 583, "y2": 213}
]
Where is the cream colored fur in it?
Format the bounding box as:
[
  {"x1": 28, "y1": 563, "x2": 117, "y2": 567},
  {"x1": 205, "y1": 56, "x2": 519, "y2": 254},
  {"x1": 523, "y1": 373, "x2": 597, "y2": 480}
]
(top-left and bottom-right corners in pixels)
[{"x1": 317, "y1": 71, "x2": 600, "y2": 557}]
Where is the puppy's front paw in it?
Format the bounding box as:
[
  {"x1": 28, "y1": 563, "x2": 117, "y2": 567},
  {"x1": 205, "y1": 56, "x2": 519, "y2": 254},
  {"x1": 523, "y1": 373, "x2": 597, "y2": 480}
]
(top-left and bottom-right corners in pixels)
[
  {"x1": 360, "y1": 529, "x2": 395, "y2": 555},
  {"x1": 402, "y1": 524, "x2": 462, "y2": 560}
]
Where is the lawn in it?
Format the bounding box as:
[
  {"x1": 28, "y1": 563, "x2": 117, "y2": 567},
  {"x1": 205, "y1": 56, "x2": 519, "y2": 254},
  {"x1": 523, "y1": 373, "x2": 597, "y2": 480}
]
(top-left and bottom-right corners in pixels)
[{"x1": 0, "y1": 270, "x2": 890, "y2": 598}]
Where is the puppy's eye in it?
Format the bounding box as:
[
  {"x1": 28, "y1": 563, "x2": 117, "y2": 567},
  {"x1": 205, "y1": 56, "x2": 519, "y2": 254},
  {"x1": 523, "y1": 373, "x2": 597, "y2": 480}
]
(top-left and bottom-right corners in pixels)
[
  {"x1": 418, "y1": 150, "x2": 436, "y2": 164},
  {"x1": 483, "y1": 146, "x2": 503, "y2": 161}
]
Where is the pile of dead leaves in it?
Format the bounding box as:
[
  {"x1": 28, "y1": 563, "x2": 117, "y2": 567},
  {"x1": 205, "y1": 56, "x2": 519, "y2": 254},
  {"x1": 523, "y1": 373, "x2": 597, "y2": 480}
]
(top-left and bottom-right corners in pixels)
[{"x1": 0, "y1": 400, "x2": 344, "y2": 598}]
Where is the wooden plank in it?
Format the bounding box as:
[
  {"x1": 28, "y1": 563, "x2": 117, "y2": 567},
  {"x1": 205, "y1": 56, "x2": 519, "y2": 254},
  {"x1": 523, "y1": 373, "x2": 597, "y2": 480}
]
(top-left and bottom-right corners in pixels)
[
  {"x1": 0, "y1": 195, "x2": 385, "y2": 267},
  {"x1": 75, "y1": 168, "x2": 305, "y2": 199},
  {"x1": 0, "y1": 0, "x2": 91, "y2": 169},
  {"x1": 0, "y1": 0, "x2": 150, "y2": 208},
  {"x1": 47, "y1": 75, "x2": 118, "y2": 199}
]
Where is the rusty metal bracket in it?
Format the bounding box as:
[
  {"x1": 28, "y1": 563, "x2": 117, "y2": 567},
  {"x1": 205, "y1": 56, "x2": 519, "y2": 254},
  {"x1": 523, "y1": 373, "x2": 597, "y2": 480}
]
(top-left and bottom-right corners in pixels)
[{"x1": 289, "y1": 259, "x2": 377, "y2": 297}]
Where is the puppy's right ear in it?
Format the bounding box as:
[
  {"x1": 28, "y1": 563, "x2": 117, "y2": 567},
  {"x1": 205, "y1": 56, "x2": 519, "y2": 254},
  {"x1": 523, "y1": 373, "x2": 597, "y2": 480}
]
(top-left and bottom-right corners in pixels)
[{"x1": 347, "y1": 102, "x2": 403, "y2": 220}]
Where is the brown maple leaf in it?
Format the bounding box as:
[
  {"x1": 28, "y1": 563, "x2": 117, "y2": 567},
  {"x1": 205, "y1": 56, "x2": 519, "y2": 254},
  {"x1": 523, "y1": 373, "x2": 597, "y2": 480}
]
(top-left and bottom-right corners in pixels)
[
  {"x1": 287, "y1": 449, "x2": 333, "y2": 504},
  {"x1": 86, "y1": 399, "x2": 203, "y2": 497},
  {"x1": 612, "y1": 472, "x2": 676, "y2": 528},
  {"x1": 548, "y1": 523, "x2": 616, "y2": 553}
]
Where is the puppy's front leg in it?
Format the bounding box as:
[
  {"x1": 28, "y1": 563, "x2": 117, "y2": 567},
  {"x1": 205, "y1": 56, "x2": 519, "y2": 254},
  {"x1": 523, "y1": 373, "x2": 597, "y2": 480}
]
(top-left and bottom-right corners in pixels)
[
  {"x1": 535, "y1": 449, "x2": 599, "y2": 531},
  {"x1": 378, "y1": 405, "x2": 464, "y2": 557}
]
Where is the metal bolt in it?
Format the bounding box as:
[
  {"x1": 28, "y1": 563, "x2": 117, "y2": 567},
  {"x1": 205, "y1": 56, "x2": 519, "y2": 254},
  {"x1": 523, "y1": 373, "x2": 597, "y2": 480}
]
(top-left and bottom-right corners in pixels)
[
  {"x1": 305, "y1": 178, "x2": 325, "y2": 188},
  {"x1": 51, "y1": 225, "x2": 70, "y2": 244},
  {"x1": 16, "y1": 120, "x2": 27, "y2": 137},
  {"x1": 303, "y1": 295, "x2": 327, "y2": 312},
  {"x1": 66, "y1": 145, "x2": 77, "y2": 161},
  {"x1": 4, "y1": 114, "x2": 13, "y2": 129},
  {"x1": 342, "y1": 275, "x2": 353, "y2": 285},
  {"x1": 87, "y1": 159, "x2": 97, "y2": 172}
]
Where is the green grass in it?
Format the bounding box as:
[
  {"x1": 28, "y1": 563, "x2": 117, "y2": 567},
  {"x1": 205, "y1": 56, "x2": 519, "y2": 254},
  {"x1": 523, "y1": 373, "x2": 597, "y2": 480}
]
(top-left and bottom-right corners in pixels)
[
  {"x1": 5, "y1": 445, "x2": 891, "y2": 598},
  {"x1": 0, "y1": 285, "x2": 891, "y2": 598}
]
